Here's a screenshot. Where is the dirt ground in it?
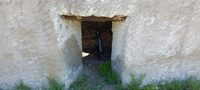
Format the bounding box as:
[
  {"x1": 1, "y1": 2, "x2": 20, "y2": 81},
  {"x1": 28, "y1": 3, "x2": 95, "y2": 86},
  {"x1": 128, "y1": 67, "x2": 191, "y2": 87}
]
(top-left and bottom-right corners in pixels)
[{"x1": 71, "y1": 53, "x2": 117, "y2": 90}]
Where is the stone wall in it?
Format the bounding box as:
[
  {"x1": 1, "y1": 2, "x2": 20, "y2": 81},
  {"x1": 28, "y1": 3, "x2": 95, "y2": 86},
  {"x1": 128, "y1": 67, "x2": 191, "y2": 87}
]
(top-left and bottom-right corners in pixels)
[
  {"x1": 0, "y1": 0, "x2": 200, "y2": 89},
  {"x1": 121, "y1": 1, "x2": 200, "y2": 85},
  {"x1": 0, "y1": 0, "x2": 83, "y2": 89}
]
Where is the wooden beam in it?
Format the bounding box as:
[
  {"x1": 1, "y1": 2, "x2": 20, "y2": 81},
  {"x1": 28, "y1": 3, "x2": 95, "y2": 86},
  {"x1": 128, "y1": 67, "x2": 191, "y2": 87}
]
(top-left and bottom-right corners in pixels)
[{"x1": 62, "y1": 16, "x2": 127, "y2": 21}]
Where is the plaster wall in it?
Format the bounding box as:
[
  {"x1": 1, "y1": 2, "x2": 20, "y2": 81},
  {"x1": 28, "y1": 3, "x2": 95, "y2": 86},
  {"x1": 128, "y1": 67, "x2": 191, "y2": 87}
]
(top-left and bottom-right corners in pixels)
[
  {"x1": 122, "y1": 1, "x2": 200, "y2": 85},
  {"x1": 0, "y1": 0, "x2": 200, "y2": 89},
  {"x1": 0, "y1": 0, "x2": 82, "y2": 89}
]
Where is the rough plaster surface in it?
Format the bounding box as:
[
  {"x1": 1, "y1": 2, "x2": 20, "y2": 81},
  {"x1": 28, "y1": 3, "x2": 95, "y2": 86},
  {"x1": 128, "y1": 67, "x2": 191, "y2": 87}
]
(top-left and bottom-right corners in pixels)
[
  {"x1": 0, "y1": 0, "x2": 200, "y2": 89},
  {"x1": 122, "y1": 1, "x2": 200, "y2": 85},
  {"x1": 0, "y1": 0, "x2": 83, "y2": 89}
]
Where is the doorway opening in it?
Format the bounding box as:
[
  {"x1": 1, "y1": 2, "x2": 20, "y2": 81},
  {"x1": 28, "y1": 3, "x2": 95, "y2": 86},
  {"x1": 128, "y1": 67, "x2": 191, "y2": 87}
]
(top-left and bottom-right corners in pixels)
[
  {"x1": 62, "y1": 15, "x2": 127, "y2": 89},
  {"x1": 80, "y1": 21, "x2": 115, "y2": 89},
  {"x1": 81, "y1": 21, "x2": 112, "y2": 63}
]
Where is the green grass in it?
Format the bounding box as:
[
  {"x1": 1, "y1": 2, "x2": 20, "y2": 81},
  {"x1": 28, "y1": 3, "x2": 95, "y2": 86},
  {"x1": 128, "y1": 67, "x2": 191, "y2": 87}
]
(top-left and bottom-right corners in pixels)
[
  {"x1": 44, "y1": 78, "x2": 65, "y2": 90},
  {"x1": 126, "y1": 74, "x2": 146, "y2": 90},
  {"x1": 69, "y1": 75, "x2": 88, "y2": 90},
  {"x1": 143, "y1": 83, "x2": 156, "y2": 90},
  {"x1": 115, "y1": 74, "x2": 146, "y2": 90},
  {"x1": 12, "y1": 78, "x2": 65, "y2": 90},
  {"x1": 116, "y1": 75, "x2": 200, "y2": 90},
  {"x1": 13, "y1": 80, "x2": 31, "y2": 90},
  {"x1": 99, "y1": 61, "x2": 121, "y2": 84},
  {"x1": 158, "y1": 76, "x2": 200, "y2": 90},
  {"x1": 9, "y1": 69, "x2": 200, "y2": 90}
]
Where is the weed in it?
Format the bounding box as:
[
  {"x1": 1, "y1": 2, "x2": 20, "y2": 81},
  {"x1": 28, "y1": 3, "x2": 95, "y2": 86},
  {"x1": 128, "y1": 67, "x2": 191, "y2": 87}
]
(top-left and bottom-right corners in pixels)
[
  {"x1": 115, "y1": 84, "x2": 124, "y2": 90},
  {"x1": 158, "y1": 76, "x2": 200, "y2": 90},
  {"x1": 143, "y1": 83, "x2": 156, "y2": 90},
  {"x1": 117, "y1": 75, "x2": 200, "y2": 90},
  {"x1": 125, "y1": 74, "x2": 146, "y2": 90},
  {"x1": 69, "y1": 75, "x2": 88, "y2": 90},
  {"x1": 183, "y1": 76, "x2": 200, "y2": 90},
  {"x1": 13, "y1": 80, "x2": 31, "y2": 90},
  {"x1": 99, "y1": 61, "x2": 112, "y2": 76},
  {"x1": 99, "y1": 61, "x2": 121, "y2": 84},
  {"x1": 44, "y1": 78, "x2": 65, "y2": 90}
]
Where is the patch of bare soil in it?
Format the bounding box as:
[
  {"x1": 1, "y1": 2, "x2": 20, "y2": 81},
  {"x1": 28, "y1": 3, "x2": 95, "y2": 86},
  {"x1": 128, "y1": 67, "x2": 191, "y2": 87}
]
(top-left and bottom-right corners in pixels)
[{"x1": 77, "y1": 53, "x2": 117, "y2": 90}]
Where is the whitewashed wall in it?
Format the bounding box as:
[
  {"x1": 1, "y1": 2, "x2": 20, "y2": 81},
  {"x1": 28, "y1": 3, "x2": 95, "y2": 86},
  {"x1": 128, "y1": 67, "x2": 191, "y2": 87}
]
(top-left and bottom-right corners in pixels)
[{"x1": 0, "y1": 0, "x2": 200, "y2": 89}]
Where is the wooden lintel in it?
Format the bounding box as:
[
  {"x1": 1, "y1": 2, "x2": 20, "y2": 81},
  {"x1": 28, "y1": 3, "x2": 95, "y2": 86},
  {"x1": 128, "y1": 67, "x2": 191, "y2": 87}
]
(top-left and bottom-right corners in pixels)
[{"x1": 62, "y1": 16, "x2": 127, "y2": 21}]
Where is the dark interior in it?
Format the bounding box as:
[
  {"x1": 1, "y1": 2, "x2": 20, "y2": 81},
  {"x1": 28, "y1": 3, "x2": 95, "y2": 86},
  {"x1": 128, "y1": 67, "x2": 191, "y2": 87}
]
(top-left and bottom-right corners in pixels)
[{"x1": 81, "y1": 21, "x2": 112, "y2": 61}]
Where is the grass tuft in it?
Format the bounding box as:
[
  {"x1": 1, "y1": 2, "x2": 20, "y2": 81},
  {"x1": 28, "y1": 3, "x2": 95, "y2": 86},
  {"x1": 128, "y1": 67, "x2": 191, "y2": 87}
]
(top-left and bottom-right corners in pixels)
[
  {"x1": 13, "y1": 80, "x2": 31, "y2": 90},
  {"x1": 158, "y1": 76, "x2": 200, "y2": 90},
  {"x1": 117, "y1": 75, "x2": 200, "y2": 90},
  {"x1": 44, "y1": 78, "x2": 65, "y2": 90},
  {"x1": 69, "y1": 75, "x2": 88, "y2": 90},
  {"x1": 99, "y1": 61, "x2": 121, "y2": 84},
  {"x1": 126, "y1": 74, "x2": 146, "y2": 90}
]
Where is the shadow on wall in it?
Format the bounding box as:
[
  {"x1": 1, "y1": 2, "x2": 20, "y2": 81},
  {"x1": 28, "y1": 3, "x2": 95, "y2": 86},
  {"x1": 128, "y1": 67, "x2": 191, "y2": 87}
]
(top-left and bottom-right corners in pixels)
[{"x1": 63, "y1": 35, "x2": 83, "y2": 88}]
